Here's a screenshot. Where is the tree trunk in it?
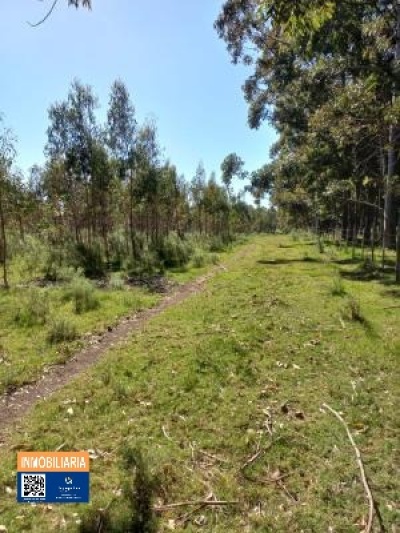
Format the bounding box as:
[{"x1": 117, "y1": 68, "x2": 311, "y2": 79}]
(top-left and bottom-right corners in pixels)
[
  {"x1": 384, "y1": 2, "x2": 400, "y2": 249},
  {"x1": 0, "y1": 183, "x2": 9, "y2": 289}
]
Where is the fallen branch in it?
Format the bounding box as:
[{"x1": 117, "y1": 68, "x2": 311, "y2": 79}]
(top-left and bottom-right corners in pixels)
[
  {"x1": 322, "y1": 403, "x2": 375, "y2": 533},
  {"x1": 154, "y1": 500, "x2": 239, "y2": 512},
  {"x1": 241, "y1": 437, "x2": 282, "y2": 472},
  {"x1": 198, "y1": 449, "x2": 230, "y2": 464}
]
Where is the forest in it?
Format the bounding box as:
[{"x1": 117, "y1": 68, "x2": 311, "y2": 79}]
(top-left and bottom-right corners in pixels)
[
  {"x1": 0, "y1": 78, "x2": 276, "y2": 290},
  {"x1": 216, "y1": 0, "x2": 400, "y2": 256}
]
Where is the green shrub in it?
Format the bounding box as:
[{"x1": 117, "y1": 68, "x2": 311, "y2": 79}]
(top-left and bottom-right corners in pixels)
[
  {"x1": 331, "y1": 274, "x2": 346, "y2": 296},
  {"x1": 210, "y1": 253, "x2": 220, "y2": 265},
  {"x1": 108, "y1": 229, "x2": 129, "y2": 270},
  {"x1": 64, "y1": 276, "x2": 100, "y2": 314},
  {"x1": 208, "y1": 236, "x2": 228, "y2": 252},
  {"x1": 155, "y1": 233, "x2": 192, "y2": 268},
  {"x1": 73, "y1": 242, "x2": 105, "y2": 279},
  {"x1": 342, "y1": 297, "x2": 364, "y2": 323},
  {"x1": 14, "y1": 290, "x2": 49, "y2": 327},
  {"x1": 192, "y1": 250, "x2": 206, "y2": 268},
  {"x1": 109, "y1": 272, "x2": 125, "y2": 291},
  {"x1": 125, "y1": 247, "x2": 162, "y2": 276},
  {"x1": 47, "y1": 318, "x2": 78, "y2": 344}
]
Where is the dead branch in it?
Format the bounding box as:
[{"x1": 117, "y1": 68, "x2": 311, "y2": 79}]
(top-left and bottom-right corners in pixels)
[
  {"x1": 198, "y1": 449, "x2": 230, "y2": 464},
  {"x1": 154, "y1": 500, "x2": 239, "y2": 512},
  {"x1": 28, "y1": 0, "x2": 60, "y2": 27},
  {"x1": 322, "y1": 403, "x2": 375, "y2": 533},
  {"x1": 241, "y1": 437, "x2": 282, "y2": 472}
]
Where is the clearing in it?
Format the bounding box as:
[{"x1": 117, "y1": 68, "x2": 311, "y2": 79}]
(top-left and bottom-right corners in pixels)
[{"x1": 0, "y1": 235, "x2": 398, "y2": 532}]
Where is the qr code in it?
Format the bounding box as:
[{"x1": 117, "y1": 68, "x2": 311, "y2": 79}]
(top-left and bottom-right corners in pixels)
[{"x1": 21, "y1": 474, "x2": 46, "y2": 498}]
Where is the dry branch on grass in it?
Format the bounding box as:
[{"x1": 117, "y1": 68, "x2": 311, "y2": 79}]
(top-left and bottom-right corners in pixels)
[
  {"x1": 154, "y1": 500, "x2": 239, "y2": 512},
  {"x1": 322, "y1": 403, "x2": 375, "y2": 533}
]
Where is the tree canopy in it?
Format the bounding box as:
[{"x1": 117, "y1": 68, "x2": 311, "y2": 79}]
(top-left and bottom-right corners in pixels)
[{"x1": 216, "y1": 0, "x2": 400, "y2": 244}]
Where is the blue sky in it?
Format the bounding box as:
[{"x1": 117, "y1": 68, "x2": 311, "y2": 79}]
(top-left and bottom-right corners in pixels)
[{"x1": 0, "y1": 0, "x2": 275, "y2": 194}]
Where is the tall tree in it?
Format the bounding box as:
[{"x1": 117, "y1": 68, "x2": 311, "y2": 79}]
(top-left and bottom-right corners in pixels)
[
  {"x1": 107, "y1": 80, "x2": 137, "y2": 257},
  {"x1": 0, "y1": 119, "x2": 16, "y2": 288}
]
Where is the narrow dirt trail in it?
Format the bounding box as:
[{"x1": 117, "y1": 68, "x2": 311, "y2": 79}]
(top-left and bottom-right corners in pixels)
[{"x1": 0, "y1": 263, "x2": 231, "y2": 440}]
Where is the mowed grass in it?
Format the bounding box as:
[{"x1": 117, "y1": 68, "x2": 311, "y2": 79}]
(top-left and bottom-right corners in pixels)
[{"x1": 0, "y1": 235, "x2": 398, "y2": 532}]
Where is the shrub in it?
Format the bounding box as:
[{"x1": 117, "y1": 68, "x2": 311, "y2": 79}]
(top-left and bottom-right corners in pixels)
[
  {"x1": 109, "y1": 272, "x2": 125, "y2": 291},
  {"x1": 155, "y1": 233, "x2": 192, "y2": 268},
  {"x1": 331, "y1": 274, "x2": 346, "y2": 296},
  {"x1": 342, "y1": 297, "x2": 365, "y2": 323},
  {"x1": 210, "y1": 253, "x2": 220, "y2": 265},
  {"x1": 192, "y1": 250, "x2": 206, "y2": 268},
  {"x1": 14, "y1": 290, "x2": 49, "y2": 327},
  {"x1": 208, "y1": 236, "x2": 226, "y2": 252},
  {"x1": 108, "y1": 229, "x2": 128, "y2": 270},
  {"x1": 64, "y1": 276, "x2": 100, "y2": 314},
  {"x1": 73, "y1": 242, "x2": 105, "y2": 279},
  {"x1": 47, "y1": 318, "x2": 78, "y2": 344}
]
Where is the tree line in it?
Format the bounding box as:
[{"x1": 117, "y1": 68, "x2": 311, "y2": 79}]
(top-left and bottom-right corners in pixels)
[
  {"x1": 216, "y1": 0, "x2": 400, "y2": 249},
  {"x1": 0, "y1": 79, "x2": 276, "y2": 288}
]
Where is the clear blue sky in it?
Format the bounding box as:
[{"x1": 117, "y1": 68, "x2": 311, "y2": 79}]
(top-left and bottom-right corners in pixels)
[{"x1": 0, "y1": 0, "x2": 275, "y2": 194}]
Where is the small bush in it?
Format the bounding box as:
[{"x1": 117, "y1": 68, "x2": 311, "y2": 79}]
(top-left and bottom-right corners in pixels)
[
  {"x1": 155, "y1": 233, "x2": 192, "y2": 268},
  {"x1": 14, "y1": 290, "x2": 50, "y2": 327},
  {"x1": 210, "y1": 253, "x2": 220, "y2": 265},
  {"x1": 47, "y1": 318, "x2": 78, "y2": 344},
  {"x1": 209, "y1": 236, "x2": 226, "y2": 253},
  {"x1": 317, "y1": 237, "x2": 325, "y2": 253},
  {"x1": 331, "y1": 274, "x2": 346, "y2": 296},
  {"x1": 342, "y1": 297, "x2": 364, "y2": 323},
  {"x1": 109, "y1": 272, "x2": 126, "y2": 290},
  {"x1": 192, "y1": 251, "x2": 206, "y2": 268},
  {"x1": 126, "y1": 248, "x2": 162, "y2": 276},
  {"x1": 73, "y1": 242, "x2": 105, "y2": 279},
  {"x1": 64, "y1": 276, "x2": 100, "y2": 314}
]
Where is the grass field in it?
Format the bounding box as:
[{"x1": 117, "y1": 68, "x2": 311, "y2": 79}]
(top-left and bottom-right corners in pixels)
[{"x1": 0, "y1": 235, "x2": 398, "y2": 532}]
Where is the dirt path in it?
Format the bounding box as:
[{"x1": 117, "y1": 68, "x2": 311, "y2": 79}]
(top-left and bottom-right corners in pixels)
[{"x1": 0, "y1": 265, "x2": 227, "y2": 440}]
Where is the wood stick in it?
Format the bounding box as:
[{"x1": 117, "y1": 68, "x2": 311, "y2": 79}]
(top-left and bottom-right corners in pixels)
[
  {"x1": 154, "y1": 500, "x2": 239, "y2": 512},
  {"x1": 322, "y1": 403, "x2": 375, "y2": 533}
]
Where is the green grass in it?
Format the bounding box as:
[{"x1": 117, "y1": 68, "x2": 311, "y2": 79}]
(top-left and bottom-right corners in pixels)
[
  {"x1": 0, "y1": 235, "x2": 398, "y2": 532},
  {"x1": 0, "y1": 284, "x2": 159, "y2": 394}
]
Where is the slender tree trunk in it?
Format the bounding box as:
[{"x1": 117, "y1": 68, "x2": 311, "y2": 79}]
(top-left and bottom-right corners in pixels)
[
  {"x1": 385, "y1": 2, "x2": 400, "y2": 249},
  {"x1": 0, "y1": 183, "x2": 9, "y2": 289}
]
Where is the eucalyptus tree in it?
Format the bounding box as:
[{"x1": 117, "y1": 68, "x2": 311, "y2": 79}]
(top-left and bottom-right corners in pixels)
[
  {"x1": 216, "y1": 0, "x2": 400, "y2": 245},
  {"x1": 46, "y1": 79, "x2": 99, "y2": 243},
  {"x1": 220, "y1": 153, "x2": 247, "y2": 199},
  {"x1": 190, "y1": 162, "x2": 207, "y2": 233},
  {"x1": 0, "y1": 119, "x2": 16, "y2": 288},
  {"x1": 107, "y1": 80, "x2": 137, "y2": 257}
]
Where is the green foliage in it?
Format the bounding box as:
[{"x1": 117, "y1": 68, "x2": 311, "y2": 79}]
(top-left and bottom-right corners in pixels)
[
  {"x1": 208, "y1": 235, "x2": 227, "y2": 253},
  {"x1": 109, "y1": 272, "x2": 125, "y2": 291},
  {"x1": 73, "y1": 242, "x2": 106, "y2": 279},
  {"x1": 64, "y1": 275, "x2": 100, "y2": 314},
  {"x1": 109, "y1": 229, "x2": 129, "y2": 270},
  {"x1": 330, "y1": 273, "x2": 346, "y2": 296},
  {"x1": 47, "y1": 317, "x2": 78, "y2": 344},
  {"x1": 154, "y1": 233, "x2": 193, "y2": 268},
  {"x1": 121, "y1": 446, "x2": 158, "y2": 533},
  {"x1": 342, "y1": 296, "x2": 364, "y2": 323},
  {"x1": 14, "y1": 290, "x2": 49, "y2": 327},
  {"x1": 210, "y1": 253, "x2": 220, "y2": 265},
  {"x1": 192, "y1": 250, "x2": 206, "y2": 268}
]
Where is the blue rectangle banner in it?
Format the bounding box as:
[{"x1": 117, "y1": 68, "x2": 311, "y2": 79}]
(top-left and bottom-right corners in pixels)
[{"x1": 17, "y1": 472, "x2": 90, "y2": 503}]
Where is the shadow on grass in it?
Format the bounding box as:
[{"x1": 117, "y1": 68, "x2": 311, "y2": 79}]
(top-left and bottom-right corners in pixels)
[
  {"x1": 278, "y1": 242, "x2": 316, "y2": 249},
  {"x1": 382, "y1": 288, "x2": 400, "y2": 298},
  {"x1": 258, "y1": 257, "x2": 322, "y2": 266}
]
